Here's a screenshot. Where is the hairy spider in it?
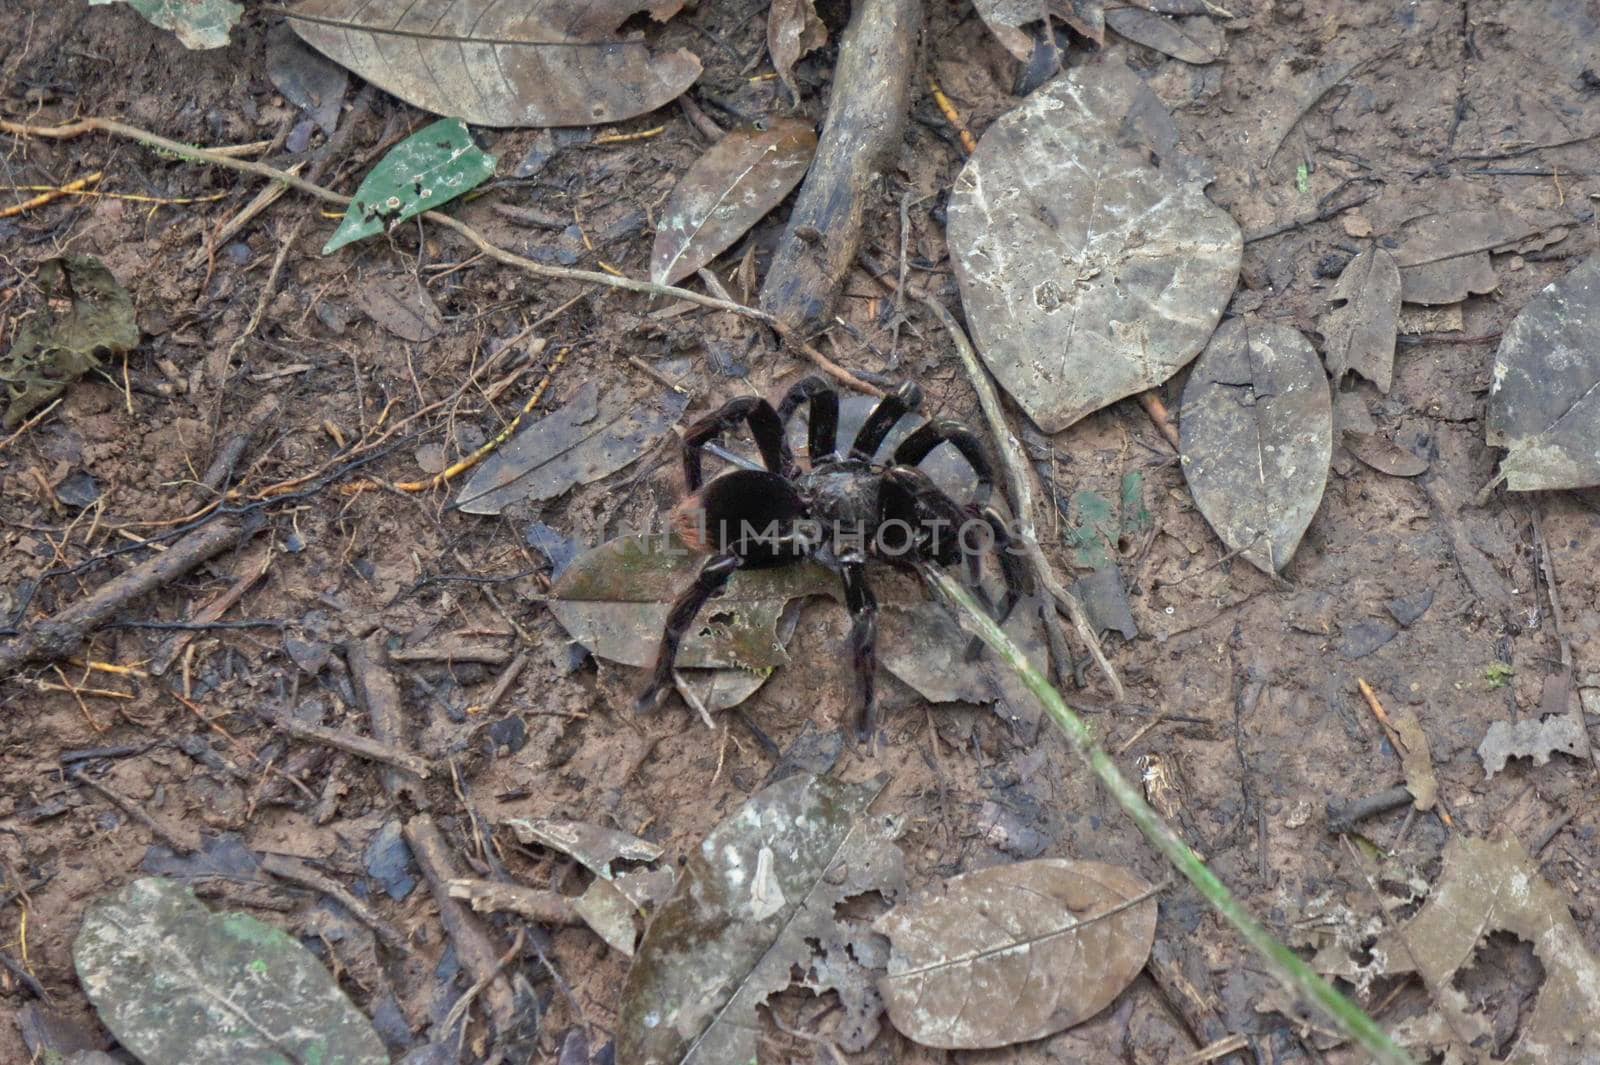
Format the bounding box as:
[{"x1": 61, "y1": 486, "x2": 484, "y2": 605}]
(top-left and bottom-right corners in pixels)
[{"x1": 636, "y1": 375, "x2": 1028, "y2": 743}]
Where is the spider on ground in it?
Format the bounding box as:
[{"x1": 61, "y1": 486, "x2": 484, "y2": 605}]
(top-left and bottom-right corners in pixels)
[{"x1": 636, "y1": 375, "x2": 1028, "y2": 744}]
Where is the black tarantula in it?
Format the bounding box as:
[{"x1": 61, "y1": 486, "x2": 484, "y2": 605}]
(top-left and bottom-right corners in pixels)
[{"x1": 636, "y1": 375, "x2": 1028, "y2": 743}]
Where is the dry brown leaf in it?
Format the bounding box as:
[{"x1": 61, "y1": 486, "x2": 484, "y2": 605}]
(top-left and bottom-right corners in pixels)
[
  {"x1": 287, "y1": 0, "x2": 701, "y2": 127},
  {"x1": 768, "y1": 0, "x2": 827, "y2": 100},
  {"x1": 651, "y1": 119, "x2": 817, "y2": 285},
  {"x1": 1321, "y1": 246, "x2": 1400, "y2": 392},
  {"x1": 875, "y1": 859, "x2": 1157, "y2": 1049}
]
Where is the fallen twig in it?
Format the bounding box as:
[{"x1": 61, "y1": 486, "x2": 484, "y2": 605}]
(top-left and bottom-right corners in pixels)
[
  {"x1": 915, "y1": 293, "x2": 1125, "y2": 701},
  {"x1": 0, "y1": 518, "x2": 255, "y2": 676},
  {"x1": 346, "y1": 637, "x2": 428, "y2": 806},
  {"x1": 447, "y1": 877, "x2": 583, "y2": 927},
  {"x1": 260, "y1": 853, "x2": 409, "y2": 952},
  {"x1": 404, "y1": 815, "x2": 519, "y2": 1034},
  {"x1": 760, "y1": 0, "x2": 921, "y2": 332},
  {"x1": 270, "y1": 711, "x2": 434, "y2": 780}
]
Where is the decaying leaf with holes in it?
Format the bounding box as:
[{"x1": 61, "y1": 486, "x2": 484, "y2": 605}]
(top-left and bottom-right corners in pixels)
[
  {"x1": 322, "y1": 118, "x2": 497, "y2": 254},
  {"x1": 1179, "y1": 319, "x2": 1332, "y2": 576},
  {"x1": 287, "y1": 0, "x2": 700, "y2": 127},
  {"x1": 1320, "y1": 246, "x2": 1400, "y2": 392},
  {"x1": 875, "y1": 859, "x2": 1157, "y2": 1049},
  {"x1": 1, "y1": 256, "x2": 139, "y2": 428},
  {"x1": 651, "y1": 119, "x2": 818, "y2": 285},
  {"x1": 1365, "y1": 832, "x2": 1600, "y2": 1063},
  {"x1": 947, "y1": 57, "x2": 1240, "y2": 433},
  {"x1": 617, "y1": 773, "x2": 905, "y2": 1064}
]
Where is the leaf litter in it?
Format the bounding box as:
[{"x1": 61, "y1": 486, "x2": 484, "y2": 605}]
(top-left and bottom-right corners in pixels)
[
  {"x1": 616, "y1": 772, "x2": 905, "y2": 1065},
  {"x1": 0, "y1": 256, "x2": 140, "y2": 428},
  {"x1": 947, "y1": 57, "x2": 1241, "y2": 432},
  {"x1": 288, "y1": 0, "x2": 700, "y2": 127},
  {"x1": 651, "y1": 119, "x2": 818, "y2": 286},
  {"x1": 1366, "y1": 832, "x2": 1600, "y2": 1064},
  {"x1": 1478, "y1": 715, "x2": 1588, "y2": 778},
  {"x1": 1486, "y1": 254, "x2": 1600, "y2": 491},
  {"x1": 73, "y1": 877, "x2": 388, "y2": 1065},
  {"x1": 1320, "y1": 246, "x2": 1400, "y2": 392},
  {"x1": 323, "y1": 118, "x2": 497, "y2": 255},
  {"x1": 454, "y1": 380, "x2": 689, "y2": 513},
  {"x1": 767, "y1": 0, "x2": 828, "y2": 101},
  {"x1": 874, "y1": 858, "x2": 1158, "y2": 1049},
  {"x1": 1179, "y1": 319, "x2": 1332, "y2": 576}
]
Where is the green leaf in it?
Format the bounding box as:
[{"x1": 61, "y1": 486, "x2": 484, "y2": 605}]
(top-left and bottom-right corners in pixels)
[
  {"x1": 88, "y1": 0, "x2": 243, "y2": 49},
  {"x1": 323, "y1": 118, "x2": 496, "y2": 254},
  {"x1": 73, "y1": 878, "x2": 387, "y2": 1065}
]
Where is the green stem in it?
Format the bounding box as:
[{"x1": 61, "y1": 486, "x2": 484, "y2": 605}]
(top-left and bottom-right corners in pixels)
[{"x1": 923, "y1": 566, "x2": 1413, "y2": 1065}]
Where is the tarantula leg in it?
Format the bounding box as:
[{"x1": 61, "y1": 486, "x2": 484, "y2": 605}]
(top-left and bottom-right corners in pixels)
[
  {"x1": 681, "y1": 398, "x2": 788, "y2": 491},
  {"x1": 636, "y1": 552, "x2": 741, "y2": 714},
  {"x1": 842, "y1": 562, "x2": 880, "y2": 747},
  {"x1": 850, "y1": 381, "x2": 923, "y2": 461},
  {"x1": 893, "y1": 419, "x2": 996, "y2": 506},
  {"x1": 776, "y1": 375, "x2": 840, "y2": 471}
]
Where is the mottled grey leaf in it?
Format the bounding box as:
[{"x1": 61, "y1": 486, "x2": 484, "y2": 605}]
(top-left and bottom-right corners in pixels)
[
  {"x1": 1321, "y1": 246, "x2": 1400, "y2": 391},
  {"x1": 1478, "y1": 714, "x2": 1587, "y2": 777},
  {"x1": 948, "y1": 59, "x2": 1241, "y2": 433},
  {"x1": 1393, "y1": 209, "x2": 1551, "y2": 305},
  {"x1": 455, "y1": 382, "x2": 688, "y2": 513},
  {"x1": 73, "y1": 878, "x2": 387, "y2": 1065},
  {"x1": 1104, "y1": 9, "x2": 1224, "y2": 62},
  {"x1": 287, "y1": 0, "x2": 701, "y2": 127},
  {"x1": 1343, "y1": 430, "x2": 1428, "y2": 477},
  {"x1": 1179, "y1": 319, "x2": 1332, "y2": 575},
  {"x1": 547, "y1": 533, "x2": 836, "y2": 670},
  {"x1": 618, "y1": 773, "x2": 904, "y2": 1065},
  {"x1": 875, "y1": 859, "x2": 1157, "y2": 1049},
  {"x1": 651, "y1": 120, "x2": 817, "y2": 285},
  {"x1": 504, "y1": 817, "x2": 661, "y2": 879},
  {"x1": 360, "y1": 275, "x2": 443, "y2": 342},
  {"x1": 1486, "y1": 255, "x2": 1600, "y2": 491}
]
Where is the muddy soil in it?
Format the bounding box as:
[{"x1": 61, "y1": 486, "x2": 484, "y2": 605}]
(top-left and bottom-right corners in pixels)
[{"x1": 1, "y1": 0, "x2": 1598, "y2": 1062}]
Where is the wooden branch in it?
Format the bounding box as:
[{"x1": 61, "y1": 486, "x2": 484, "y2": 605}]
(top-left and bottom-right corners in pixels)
[{"x1": 759, "y1": 0, "x2": 922, "y2": 331}]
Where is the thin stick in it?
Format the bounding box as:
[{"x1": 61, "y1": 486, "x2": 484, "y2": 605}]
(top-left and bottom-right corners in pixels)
[
  {"x1": 915, "y1": 293, "x2": 1125, "y2": 700},
  {"x1": 0, "y1": 116, "x2": 880, "y2": 397},
  {"x1": 922, "y1": 565, "x2": 1411, "y2": 1065},
  {"x1": 270, "y1": 712, "x2": 434, "y2": 779}
]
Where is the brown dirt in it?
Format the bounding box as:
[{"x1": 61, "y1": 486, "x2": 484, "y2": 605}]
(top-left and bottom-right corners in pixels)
[{"x1": 1, "y1": 0, "x2": 1598, "y2": 1062}]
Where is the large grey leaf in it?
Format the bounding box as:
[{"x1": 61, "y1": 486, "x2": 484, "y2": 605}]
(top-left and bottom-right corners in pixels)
[
  {"x1": 948, "y1": 59, "x2": 1241, "y2": 433},
  {"x1": 455, "y1": 381, "x2": 688, "y2": 513},
  {"x1": 286, "y1": 0, "x2": 701, "y2": 128},
  {"x1": 73, "y1": 878, "x2": 387, "y2": 1065},
  {"x1": 1320, "y1": 246, "x2": 1400, "y2": 392},
  {"x1": 875, "y1": 859, "x2": 1157, "y2": 1049},
  {"x1": 617, "y1": 773, "x2": 905, "y2": 1065},
  {"x1": 1486, "y1": 255, "x2": 1600, "y2": 491},
  {"x1": 1179, "y1": 319, "x2": 1332, "y2": 575},
  {"x1": 547, "y1": 533, "x2": 836, "y2": 670}
]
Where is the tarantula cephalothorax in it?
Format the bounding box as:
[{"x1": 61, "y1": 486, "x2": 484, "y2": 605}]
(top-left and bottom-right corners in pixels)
[{"x1": 636, "y1": 375, "x2": 1029, "y2": 743}]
